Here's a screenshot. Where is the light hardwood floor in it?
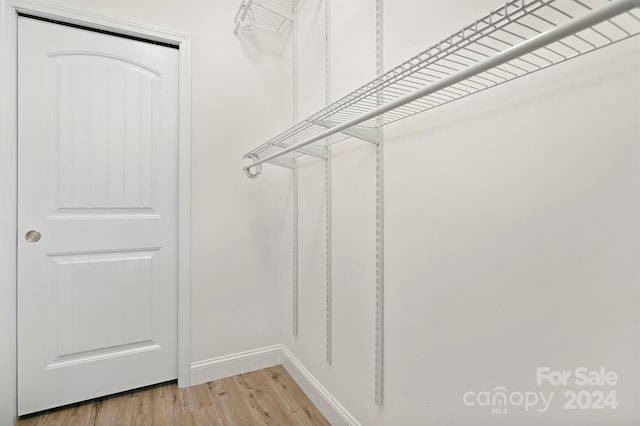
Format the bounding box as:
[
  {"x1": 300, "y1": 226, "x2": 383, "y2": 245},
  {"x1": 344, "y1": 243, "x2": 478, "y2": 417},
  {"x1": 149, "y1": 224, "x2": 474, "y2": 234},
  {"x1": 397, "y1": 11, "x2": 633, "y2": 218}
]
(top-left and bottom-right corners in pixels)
[{"x1": 18, "y1": 365, "x2": 330, "y2": 425}]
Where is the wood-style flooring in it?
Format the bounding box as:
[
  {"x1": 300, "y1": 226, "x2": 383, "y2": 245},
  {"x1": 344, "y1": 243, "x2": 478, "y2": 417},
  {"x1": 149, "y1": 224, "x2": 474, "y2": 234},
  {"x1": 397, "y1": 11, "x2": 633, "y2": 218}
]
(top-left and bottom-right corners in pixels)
[{"x1": 18, "y1": 365, "x2": 330, "y2": 426}]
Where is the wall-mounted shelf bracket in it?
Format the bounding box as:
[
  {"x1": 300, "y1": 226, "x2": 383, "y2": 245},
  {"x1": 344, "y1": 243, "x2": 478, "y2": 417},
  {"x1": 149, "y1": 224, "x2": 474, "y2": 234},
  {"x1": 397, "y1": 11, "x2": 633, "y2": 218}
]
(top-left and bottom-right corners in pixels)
[
  {"x1": 314, "y1": 120, "x2": 380, "y2": 144},
  {"x1": 266, "y1": 157, "x2": 295, "y2": 169},
  {"x1": 274, "y1": 143, "x2": 328, "y2": 160}
]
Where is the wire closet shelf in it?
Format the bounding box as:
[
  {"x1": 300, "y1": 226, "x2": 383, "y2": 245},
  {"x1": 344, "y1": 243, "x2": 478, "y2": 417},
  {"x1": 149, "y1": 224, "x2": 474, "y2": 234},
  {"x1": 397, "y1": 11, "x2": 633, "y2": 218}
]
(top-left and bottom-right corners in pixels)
[
  {"x1": 242, "y1": 0, "x2": 640, "y2": 178},
  {"x1": 234, "y1": 0, "x2": 295, "y2": 34}
]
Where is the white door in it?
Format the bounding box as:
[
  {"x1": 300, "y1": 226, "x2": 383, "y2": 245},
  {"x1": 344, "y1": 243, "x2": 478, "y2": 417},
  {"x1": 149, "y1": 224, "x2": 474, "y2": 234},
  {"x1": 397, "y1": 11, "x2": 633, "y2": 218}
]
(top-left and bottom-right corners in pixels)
[{"x1": 17, "y1": 17, "x2": 179, "y2": 415}]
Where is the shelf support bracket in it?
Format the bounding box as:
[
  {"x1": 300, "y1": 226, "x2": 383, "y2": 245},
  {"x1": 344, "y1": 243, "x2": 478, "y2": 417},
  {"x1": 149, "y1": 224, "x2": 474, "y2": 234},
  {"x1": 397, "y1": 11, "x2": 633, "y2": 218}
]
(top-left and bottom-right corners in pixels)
[
  {"x1": 274, "y1": 143, "x2": 327, "y2": 160},
  {"x1": 314, "y1": 120, "x2": 380, "y2": 145},
  {"x1": 266, "y1": 157, "x2": 295, "y2": 169}
]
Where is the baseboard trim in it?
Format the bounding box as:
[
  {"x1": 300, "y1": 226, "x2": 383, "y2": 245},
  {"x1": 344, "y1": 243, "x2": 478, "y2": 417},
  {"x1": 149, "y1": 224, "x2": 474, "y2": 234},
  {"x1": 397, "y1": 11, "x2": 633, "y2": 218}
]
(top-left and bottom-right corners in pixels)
[
  {"x1": 189, "y1": 345, "x2": 282, "y2": 386},
  {"x1": 189, "y1": 344, "x2": 360, "y2": 425},
  {"x1": 280, "y1": 345, "x2": 361, "y2": 426}
]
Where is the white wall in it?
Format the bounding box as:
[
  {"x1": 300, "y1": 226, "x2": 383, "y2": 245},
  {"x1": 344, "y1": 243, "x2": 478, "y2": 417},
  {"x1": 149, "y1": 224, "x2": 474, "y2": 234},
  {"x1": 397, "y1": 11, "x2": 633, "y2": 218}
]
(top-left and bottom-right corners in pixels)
[
  {"x1": 285, "y1": 1, "x2": 640, "y2": 425},
  {"x1": 2, "y1": 0, "x2": 639, "y2": 424},
  {"x1": 1, "y1": 0, "x2": 290, "y2": 423}
]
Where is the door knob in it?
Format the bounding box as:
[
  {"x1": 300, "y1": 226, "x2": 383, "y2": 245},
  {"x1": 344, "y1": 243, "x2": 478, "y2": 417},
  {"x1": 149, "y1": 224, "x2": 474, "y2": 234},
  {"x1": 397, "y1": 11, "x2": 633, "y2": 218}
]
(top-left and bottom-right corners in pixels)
[{"x1": 25, "y1": 230, "x2": 41, "y2": 243}]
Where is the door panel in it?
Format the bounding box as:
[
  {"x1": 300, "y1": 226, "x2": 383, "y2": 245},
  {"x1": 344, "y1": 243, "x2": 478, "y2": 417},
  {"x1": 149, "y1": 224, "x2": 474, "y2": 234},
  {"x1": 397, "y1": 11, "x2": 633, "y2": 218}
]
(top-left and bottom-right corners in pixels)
[
  {"x1": 17, "y1": 17, "x2": 179, "y2": 415},
  {"x1": 54, "y1": 53, "x2": 159, "y2": 210},
  {"x1": 51, "y1": 249, "x2": 157, "y2": 358}
]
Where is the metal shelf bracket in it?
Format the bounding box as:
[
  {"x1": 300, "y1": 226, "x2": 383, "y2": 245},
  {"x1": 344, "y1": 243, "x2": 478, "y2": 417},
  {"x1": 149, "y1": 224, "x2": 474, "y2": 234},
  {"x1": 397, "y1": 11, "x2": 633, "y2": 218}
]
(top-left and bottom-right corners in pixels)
[
  {"x1": 274, "y1": 143, "x2": 328, "y2": 160},
  {"x1": 314, "y1": 120, "x2": 380, "y2": 144}
]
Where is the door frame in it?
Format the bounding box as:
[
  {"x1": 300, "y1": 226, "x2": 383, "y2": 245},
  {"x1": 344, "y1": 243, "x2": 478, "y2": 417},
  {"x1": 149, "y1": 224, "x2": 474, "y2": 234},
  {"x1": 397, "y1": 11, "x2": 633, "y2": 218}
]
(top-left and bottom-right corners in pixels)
[{"x1": 0, "y1": 1, "x2": 192, "y2": 422}]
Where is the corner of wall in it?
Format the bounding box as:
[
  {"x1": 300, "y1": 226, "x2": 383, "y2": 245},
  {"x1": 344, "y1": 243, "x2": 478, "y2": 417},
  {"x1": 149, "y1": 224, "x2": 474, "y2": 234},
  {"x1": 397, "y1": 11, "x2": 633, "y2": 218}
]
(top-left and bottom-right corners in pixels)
[
  {"x1": 280, "y1": 345, "x2": 360, "y2": 426},
  {"x1": 189, "y1": 345, "x2": 283, "y2": 387},
  {"x1": 187, "y1": 343, "x2": 359, "y2": 426}
]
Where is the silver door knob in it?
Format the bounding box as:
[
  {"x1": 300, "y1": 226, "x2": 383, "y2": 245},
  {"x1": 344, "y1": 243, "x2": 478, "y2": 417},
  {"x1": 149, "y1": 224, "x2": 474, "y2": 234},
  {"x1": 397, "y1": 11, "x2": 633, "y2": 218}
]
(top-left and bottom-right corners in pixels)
[{"x1": 25, "y1": 230, "x2": 41, "y2": 243}]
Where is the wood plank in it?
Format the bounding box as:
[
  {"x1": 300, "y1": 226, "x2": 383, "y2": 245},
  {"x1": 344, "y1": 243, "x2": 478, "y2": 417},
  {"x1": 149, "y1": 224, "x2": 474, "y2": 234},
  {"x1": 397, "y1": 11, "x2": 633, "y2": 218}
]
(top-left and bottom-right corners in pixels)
[
  {"x1": 17, "y1": 365, "x2": 329, "y2": 426},
  {"x1": 240, "y1": 368, "x2": 294, "y2": 424},
  {"x1": 261, "y1": 366, "x2": 330, "y2": 425},
  {"x1": 150, "y1": 382, "x2": 187, "y2": 426}
]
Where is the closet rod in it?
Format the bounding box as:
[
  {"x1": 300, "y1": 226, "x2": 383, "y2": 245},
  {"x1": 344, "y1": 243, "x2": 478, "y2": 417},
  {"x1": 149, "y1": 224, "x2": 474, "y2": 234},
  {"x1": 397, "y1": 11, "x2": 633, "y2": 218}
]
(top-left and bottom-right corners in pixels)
[{"x1": 243, "y1": 0, "x2": 639, "y2": 175}]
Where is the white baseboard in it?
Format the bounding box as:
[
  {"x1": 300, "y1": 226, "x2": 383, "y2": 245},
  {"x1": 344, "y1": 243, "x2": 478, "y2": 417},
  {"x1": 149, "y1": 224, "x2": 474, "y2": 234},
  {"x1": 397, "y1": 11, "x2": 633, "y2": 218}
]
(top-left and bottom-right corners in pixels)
[
  {"x1": 280, "y1": 345, "x2": 361, "y2": 426},
  {"x1": 189, "y1": 344, "x2": 360, "y2": 426},
  {"x1": 189, "y1": 345, "x2": 282, "y2": 386}
]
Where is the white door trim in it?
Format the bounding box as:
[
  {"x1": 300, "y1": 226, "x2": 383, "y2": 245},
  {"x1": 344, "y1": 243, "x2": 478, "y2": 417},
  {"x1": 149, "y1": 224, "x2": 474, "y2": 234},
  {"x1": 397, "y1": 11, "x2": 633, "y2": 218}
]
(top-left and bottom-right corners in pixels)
[{"x1": 0, "y1": 1, "x2": 192, "y2": 422}]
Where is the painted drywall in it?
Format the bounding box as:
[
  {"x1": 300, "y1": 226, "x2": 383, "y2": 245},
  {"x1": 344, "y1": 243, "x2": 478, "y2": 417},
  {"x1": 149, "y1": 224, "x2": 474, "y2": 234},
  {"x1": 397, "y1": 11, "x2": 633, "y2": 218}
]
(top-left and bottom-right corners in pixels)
[
  {"x1": 1, "y1": 0, "x2": 290, "y2": 423},
  {"x1": 283, "y1": 1, "x2": 640, "y2": 425}
]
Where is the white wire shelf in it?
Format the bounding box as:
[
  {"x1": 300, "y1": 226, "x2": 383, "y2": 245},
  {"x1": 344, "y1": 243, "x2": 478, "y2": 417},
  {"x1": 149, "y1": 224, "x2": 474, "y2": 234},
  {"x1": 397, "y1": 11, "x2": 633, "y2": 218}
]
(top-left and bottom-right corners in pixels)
[
  {"x1": 243, "y1": 0, "x2": 640, "y2": 177},
  {"x1": 234, "y1": 0, "x2": 295, "y2": 34}
]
